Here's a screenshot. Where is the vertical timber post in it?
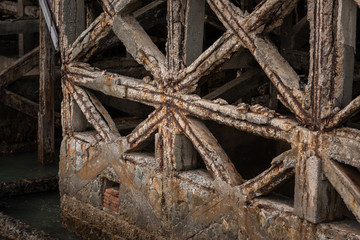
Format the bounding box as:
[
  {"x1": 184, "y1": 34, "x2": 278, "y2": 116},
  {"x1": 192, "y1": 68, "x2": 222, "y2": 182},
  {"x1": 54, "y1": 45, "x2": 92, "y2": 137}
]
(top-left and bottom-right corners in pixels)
[
  {"x1": 60, "y1": 0, "x2": 87, "y2": 133},
  {"x1": 38, "y1": 10, "x2": 55, "y2": 165},
  {"x1": 17, "y1": 0, "x2": 33, "y2": 56},
  {"x1": 17, "y1": 0, "x2": 24, "y2": 57}
]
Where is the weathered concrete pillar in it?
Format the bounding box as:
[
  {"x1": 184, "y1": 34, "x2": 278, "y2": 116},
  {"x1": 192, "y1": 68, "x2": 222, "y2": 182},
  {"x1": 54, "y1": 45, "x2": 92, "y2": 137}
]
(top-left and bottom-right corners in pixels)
[
  {"x1": 60, "y1": 0, "x2": 87, "y2": 133},
  {"x1": 295, "y1": 0, "x2": 357, "y2": 223}
]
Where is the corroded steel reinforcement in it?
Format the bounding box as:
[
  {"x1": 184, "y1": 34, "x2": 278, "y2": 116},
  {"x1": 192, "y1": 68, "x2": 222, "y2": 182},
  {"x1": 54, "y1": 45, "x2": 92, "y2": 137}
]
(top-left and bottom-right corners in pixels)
[{"x1": 57, "y1": 0, "x2": 360, "y2": 238}]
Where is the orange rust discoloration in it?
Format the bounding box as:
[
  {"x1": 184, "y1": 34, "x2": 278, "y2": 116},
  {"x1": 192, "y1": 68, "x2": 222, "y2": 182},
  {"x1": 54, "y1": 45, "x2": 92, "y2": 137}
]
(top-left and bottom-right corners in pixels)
[
  {"x1": 101, "y1": 14, "x2": 108, "y2": 29},
  {"x1": 106, "y1": 77, "x2": 111, "y2": 86},
  {"x1": 58, "y1": 0, "x2": 360, "y2": 236}
]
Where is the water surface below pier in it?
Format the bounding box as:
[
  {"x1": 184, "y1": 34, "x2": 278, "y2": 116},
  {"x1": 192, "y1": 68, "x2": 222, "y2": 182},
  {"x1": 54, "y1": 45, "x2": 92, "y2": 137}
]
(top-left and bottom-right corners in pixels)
[{"x1": 0, "y1": 151, "x2": 82, "y2": 239}]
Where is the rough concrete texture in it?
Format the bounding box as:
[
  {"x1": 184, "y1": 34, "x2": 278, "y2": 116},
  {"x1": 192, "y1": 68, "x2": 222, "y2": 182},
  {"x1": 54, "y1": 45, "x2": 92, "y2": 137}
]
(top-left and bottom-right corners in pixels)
[
  {"x1": 61, "y1": 194, "x2": 163, "y2": 240},
  {"x1": 56, "y1": 0, "x2": 360, "y2": 238},
  {"x1": 0, "y1": 212, "x2": 57, "y2": 240},
  {"x1": 60, "y1": 134, "x2": 360, "y2": 240},
  {"x1": 0, "y1": 176, "x2": 58, "y2": 198}
]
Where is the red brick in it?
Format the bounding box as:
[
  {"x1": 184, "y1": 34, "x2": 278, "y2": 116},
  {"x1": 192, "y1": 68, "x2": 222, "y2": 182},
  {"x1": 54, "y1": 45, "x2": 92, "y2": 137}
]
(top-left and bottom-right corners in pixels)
[{"x1": 105, "y1": 188, "x2": 119, "y2": 197}]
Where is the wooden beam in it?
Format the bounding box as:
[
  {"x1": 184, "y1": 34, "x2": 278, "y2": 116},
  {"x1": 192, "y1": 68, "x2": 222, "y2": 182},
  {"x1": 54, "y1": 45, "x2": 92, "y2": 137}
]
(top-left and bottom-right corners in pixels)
[
  {"x1": 241, "y1": 0, "x2": 298, "y2": 34},
  {"x1": 156, "y1": 118, "x2": 178, "y2": 171},
  {"x1": 203, "y1": 68, "x2": 260, "y2": 101},
  {"x1": 16, "y1": 0, "x2": 24, "y2": 57},
  {"x1": 0, "y1": 19, "x2": 39, "y2": 35},
  {"x1": 250, "y1": 36, "x2": 308, "y2": 121},
  {"x1": 0, "y1": 141, "x2": 37, "y2": 154},
  {"x1": 85, "y1": 0, "x2": 97, "y2": 27},
  {"x1": 135, "y1": 0, "x2": 167, "y2": 32},
  {"x1": 95, "y1": 92, "x2": 154, "y2": 118},
  {"x1": 133, "y1": 0, "x2": 165, "y2": 17},
  {"x1": 283, "y1": 50, "x2": 309, "y2": 72},
  {"x1": 0, "y1": 89, "x2": 38, "y2": 118},
  {"x1": 0, "y1": 88, "x2": 61, "y2": 127},
  {"x1": 39, "y1": 0, "x2": 60, "y2": 51},
  {"x1": 156, "y1": 109, "x2": 196, "y2": 173},
  {"x1": 38, "y1": 10, "x2": 55, "y2": 165},
  {"x1": 323, "y1": 158, "x2": 360, "y2": 222},
  {"x1": 111, "y1": 0, "x2": 142, "y2": 15},
  {"x1": 18, "y1": 33, "x2": 25, "y2": 57},
  {"x1": 113, "y1": 117, "x2": 143, "y2": 131},
  {"x1": 221, "y1": 51, "x2": 253, "y2": 70},
  {"x1": 283, "y1": 16, "x2": 309, "y2": 50},
  {"x1": 0, "y1": 1, "x2": 39, "y2": 18},
  {"x1": 62, "y1": 87, "x2": 88, "y2": 132},
  {"x1": 271, "y1": 13, "x2": 293, "y2": 110},
  {"x1": 17, "y1": 0, "x2": 34, "y2": 58},
  {"x1": 0, "y1": 46, "x2": 39, "y2": 88}
]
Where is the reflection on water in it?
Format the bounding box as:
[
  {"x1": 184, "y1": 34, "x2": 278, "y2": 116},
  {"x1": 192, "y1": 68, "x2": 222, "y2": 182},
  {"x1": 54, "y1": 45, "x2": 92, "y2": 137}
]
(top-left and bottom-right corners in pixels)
[
  {"x1": 0, "y1": 151, "x2": 58, "y2": 182},
  {"x1": 0, "y1": 151, "x2": 82, "y2": 239},
  {"x1": 2, "y1": 191, "x2": 81, "y2": 240}
]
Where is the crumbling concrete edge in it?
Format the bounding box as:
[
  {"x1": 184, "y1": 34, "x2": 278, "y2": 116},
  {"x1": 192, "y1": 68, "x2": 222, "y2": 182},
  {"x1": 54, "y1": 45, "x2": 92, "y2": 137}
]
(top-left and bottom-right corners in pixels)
[
  {"x1": 61, "y1": 194, "x2": 165, "y2": 240},
  {"x1": 61, "y1": 193, "x2": 360, "y2": 240},
  {"x1": 0, "y1": 212, "x2": 57, "y2": 240},
  {"x1": 0, "y1": 175, "x2": 58, "y2": 198}
]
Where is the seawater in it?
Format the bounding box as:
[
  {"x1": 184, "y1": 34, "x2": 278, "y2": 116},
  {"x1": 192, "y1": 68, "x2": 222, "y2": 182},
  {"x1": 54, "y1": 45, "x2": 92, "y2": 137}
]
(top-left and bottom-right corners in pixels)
[
  {"x1": 0, "y1": 151, "x2": 82, "y2": 240},
  {"x1": 0, "y1": 151, "x2": 58, "y2": 182}
]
